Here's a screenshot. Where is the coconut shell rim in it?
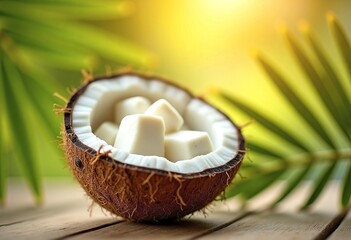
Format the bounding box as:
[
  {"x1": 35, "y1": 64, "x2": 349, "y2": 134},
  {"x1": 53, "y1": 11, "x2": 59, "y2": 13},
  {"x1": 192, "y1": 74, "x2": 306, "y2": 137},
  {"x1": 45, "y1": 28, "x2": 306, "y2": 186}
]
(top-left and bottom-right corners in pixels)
[{"x1": 64, "y1": 72, "x2": 245, "y2": 179}]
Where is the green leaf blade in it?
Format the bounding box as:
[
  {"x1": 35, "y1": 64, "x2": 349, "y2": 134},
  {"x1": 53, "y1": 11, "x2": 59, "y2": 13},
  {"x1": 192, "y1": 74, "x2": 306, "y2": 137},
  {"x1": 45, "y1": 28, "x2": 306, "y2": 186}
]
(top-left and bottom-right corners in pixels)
[
  {"x1": 303, "y1": 29, "x2": 351, "y2": 140},
  {"x1": 256, "y1": 52, "x2": 336, "y2": 149},
  {"x1": 0, "y1": 56, "x2": 42, "y2": 204},
  {"x1": 0, "y1": 0, "x2": 132, "y2": 21},
  {"x1": 301, "y1": 162, "x2": 337, "y2": 210},
  {"x1": 285, "y1": 29, "x2": 351, "y2": 141},
  {"x1": 21, "y1": 46, "x2": 96, "y2": 70},
  {"x1": 226, "y1": 168, "x2": 285, "y2": 200},
  {"x1": 248, "y1": 142, "x2": 284, "y2": 159},
  {"x1": 20, "y1": 74, "x2": 59, "y2": 138},
  {"x1": 341, "y1": 162, "x2": 351, "y2": 207},
  {"x1": 220, "y1": 92, "x2": 310, "y2": 152},
  {"x1": 0, "y1": 58, "x2": 8, "y2": 205},
  {"x1": 272, "y1": 164, "x2": 312, "y2": 206},
  {"x1": 328, "y1": 12, "x2": 351, "y2": 80},
  {"x1": 0, "y1": 112, "x2": 7, "y2": 206},
  {"x1": 2, "y1": 14, "x2": 154, "y2": 67}
]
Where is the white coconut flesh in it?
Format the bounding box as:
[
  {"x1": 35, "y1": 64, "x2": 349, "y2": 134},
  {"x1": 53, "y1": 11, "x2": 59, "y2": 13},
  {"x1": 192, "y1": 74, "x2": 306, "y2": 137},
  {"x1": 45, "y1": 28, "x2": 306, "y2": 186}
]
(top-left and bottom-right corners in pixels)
[{"x1": 72, "y1": 75, "x2": 239, "y2": 174}]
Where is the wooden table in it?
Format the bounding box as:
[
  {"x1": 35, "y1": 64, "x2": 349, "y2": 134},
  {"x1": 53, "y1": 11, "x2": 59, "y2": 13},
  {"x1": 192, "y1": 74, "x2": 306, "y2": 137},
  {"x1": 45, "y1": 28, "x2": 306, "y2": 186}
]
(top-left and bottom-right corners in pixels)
[{"x1": 1, "y1": 179, "x2": 350, "y2": 239}]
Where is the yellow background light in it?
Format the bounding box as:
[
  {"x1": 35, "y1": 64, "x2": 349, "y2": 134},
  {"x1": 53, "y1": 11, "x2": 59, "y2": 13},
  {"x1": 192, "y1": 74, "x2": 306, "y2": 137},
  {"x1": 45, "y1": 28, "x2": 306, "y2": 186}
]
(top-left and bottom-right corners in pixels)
[
  {"x1": 114, "y1": 0, "x2": 349, "y2": 92},
  {"x1": 112, "y1": 0, "x2": 350, "y2": 149}
]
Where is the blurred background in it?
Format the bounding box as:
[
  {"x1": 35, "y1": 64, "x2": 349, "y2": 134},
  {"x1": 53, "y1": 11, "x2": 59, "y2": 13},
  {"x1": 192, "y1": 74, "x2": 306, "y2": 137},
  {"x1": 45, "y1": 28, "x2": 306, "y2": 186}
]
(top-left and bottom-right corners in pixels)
[{"x1": 1, "y1": 0, "x2": 350, "y2": 203}]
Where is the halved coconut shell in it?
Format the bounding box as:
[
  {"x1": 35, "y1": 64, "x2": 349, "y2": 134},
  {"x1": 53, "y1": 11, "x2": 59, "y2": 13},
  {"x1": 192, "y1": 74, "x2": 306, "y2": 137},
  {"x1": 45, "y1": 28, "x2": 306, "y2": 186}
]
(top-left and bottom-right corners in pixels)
[{"x1": 63, "y1": 72, "x2": 245, "y2": 222}]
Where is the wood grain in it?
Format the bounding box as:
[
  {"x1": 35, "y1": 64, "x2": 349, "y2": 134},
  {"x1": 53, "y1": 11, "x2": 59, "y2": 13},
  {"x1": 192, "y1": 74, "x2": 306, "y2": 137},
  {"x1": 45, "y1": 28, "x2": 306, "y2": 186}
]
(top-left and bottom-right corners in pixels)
[
  {"x1": 196, "y1": 212, "x2": 333, "y2": 240},
  {"x1": 328, "y1": 208, "x2": 351, "y2": 240},
  {"x1": 66, "y1": 211, "x2": 248, "y2": 240},
  {"x1": 1, "y1": 198, "x2": 121, "y2": 240},
  {"x1": 0, "y1": 179, "x2": 82, "y2": 225},
  {"x1": 0, "y1": 180, "x2": 349, "y2": 240}
]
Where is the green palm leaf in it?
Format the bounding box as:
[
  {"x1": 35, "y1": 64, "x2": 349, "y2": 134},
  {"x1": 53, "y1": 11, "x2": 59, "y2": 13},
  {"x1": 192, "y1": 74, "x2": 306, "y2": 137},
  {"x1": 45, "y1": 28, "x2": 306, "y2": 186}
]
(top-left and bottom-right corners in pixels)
[
  {"x1": 221, "y1": 94, "x2": 310, "y2": 152},
  {"x1": 255, "y1": 52, "x2": 336, "y2": 149},
  {"x1": 226, "y1": 169, "x2": 285, "y2": 200},
  {"x1": 302, "y1": 24, "x2": 351, "y2": 140},
  {"x1": 342, "y1": 163, "x2": 351, "y2": 206},
  {"x1": 328, "y1": 12, "x2": 351, "y2": 79},
  {"x1": 0, "y1": 0, "x2": 153, "y2": 203},
  {"x1": 0, "y1": 85, "x2": 7, "y2": 206},
  {"x1": 284, "y1": 27, "x2": 351, "y2": 141},
  {"x1": 221, "y1": 12, "x2": 351, "y2": 209},
  {"x1": 0, "y1": 55, "x2": 42, "y2": 203},
  {"x1": 0, "y1": 0, "x2": 133, "y2": 20},
  {"x1": 301, "y1": 162, "x2": 337, "y2": 210},
  {"x1": 272, "y1": 165, "x2": 312, "y2": 207},
  {"x1": 247, "y1": 142, "x2": 284, "y2": 159}
]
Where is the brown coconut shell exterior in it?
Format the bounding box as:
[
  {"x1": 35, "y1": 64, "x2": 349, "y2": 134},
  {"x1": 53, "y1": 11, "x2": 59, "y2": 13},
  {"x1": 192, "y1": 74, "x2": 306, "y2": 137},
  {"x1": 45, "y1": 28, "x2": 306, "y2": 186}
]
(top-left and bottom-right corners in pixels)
[{"x1": 63, "y1": 72, "x2": 245, "y2": 222}]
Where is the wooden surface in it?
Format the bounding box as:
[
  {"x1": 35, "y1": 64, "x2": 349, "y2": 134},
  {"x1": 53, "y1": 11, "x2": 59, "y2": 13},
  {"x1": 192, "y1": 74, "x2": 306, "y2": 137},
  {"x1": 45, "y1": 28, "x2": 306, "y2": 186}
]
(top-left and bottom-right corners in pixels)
[{"x1": 0, "y1": 179, "x2": 350, "y2": 240}]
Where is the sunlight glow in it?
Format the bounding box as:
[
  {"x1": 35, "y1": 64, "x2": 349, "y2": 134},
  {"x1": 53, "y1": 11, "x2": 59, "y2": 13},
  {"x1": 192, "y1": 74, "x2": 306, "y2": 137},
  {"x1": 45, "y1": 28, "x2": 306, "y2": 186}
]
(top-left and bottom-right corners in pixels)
[{"x1": 203, "y1": 0, "x2": 250, "y2": 13}]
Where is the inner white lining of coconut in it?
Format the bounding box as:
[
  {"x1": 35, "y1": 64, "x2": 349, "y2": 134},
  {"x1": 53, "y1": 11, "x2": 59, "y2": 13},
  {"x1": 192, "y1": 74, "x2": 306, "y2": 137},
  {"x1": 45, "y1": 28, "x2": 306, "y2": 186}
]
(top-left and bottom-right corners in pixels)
[{"x1": 72, "y1": 75, "x2": 239, "y2": 174}]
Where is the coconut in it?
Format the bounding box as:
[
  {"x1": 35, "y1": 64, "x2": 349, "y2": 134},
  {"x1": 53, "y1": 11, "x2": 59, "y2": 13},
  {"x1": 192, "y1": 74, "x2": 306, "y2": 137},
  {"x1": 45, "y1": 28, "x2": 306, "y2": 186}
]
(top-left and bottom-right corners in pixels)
[{"x1": 62, "y1": 72, "x2": 245, "y2": 222}]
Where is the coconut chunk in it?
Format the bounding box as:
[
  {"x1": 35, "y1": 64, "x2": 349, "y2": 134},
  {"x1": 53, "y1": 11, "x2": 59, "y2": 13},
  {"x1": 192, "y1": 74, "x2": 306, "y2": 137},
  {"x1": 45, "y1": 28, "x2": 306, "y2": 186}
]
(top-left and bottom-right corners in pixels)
[
  {"x1": 165, "y1": 130, "x2": 214, "y2": 162},
  {"x1": 145, "y1": 99, "x2": 183, "y2": 134},
  {"x1": 71, "y1": 75, "x2": 241, "y2": 174},
  {"x1": 114, "y1": 96, "x2": 151, "y2": 124},
  {"x1": 94, "y1": 122, "x2": 119, "y2": 145},
  {"x1": 114, "y1": 114, "x2": 165, "y2": 156}
]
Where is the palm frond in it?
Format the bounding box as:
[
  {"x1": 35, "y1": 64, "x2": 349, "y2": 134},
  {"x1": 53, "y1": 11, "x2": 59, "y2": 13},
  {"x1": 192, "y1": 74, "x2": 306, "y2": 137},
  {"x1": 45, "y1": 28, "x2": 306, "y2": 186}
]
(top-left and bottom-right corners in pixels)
[
  {"x1": 0, "y1": 55, "x2": 42, "y2": 203},
  {"x1": 255, "y1": 51, "x2": 336, "y2": 149},
  {"x1": 247, "y1": 142, "x2": 284, "y2": 159},
  {"x1": 328, "y1": 12, "x2": 351, "y2": 80},
  {"x1": 227, "y1": 168, "x2": 285, "y2": 201},
  {"x1": 221, "y1": 12, "x2": 351, "y2": 209},
  {"x1": 284, "y1": 26, "x2": 350, "y2": 142},
  {"x1": 342, "y1": 164, "x2": 351, "y2": 206},
  {"x1": 0, "y1": 0, "x2": 132, "y2": 20},
  {"x1": 0, "y1": 93, "x2": 7, "y2": 206},
  {"x1": 272, "y1": 164, "x2": 312, "y2": 206},
  {"x1": 0, "y1": 0, "x2": 153, "y2": 203},
  {"x1": 302, "y1": 23, "x2": 351, "y2": 140},
  {"x1": 301, "y1": 161, "x2": 337, "y2": 209},
  {"x1": 221, "y1": 94, "x2": 310, "y2": 152}
]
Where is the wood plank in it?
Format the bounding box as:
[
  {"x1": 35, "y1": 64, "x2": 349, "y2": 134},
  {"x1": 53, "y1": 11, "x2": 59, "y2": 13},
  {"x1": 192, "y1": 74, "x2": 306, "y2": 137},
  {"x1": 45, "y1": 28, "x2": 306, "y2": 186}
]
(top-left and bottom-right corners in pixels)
[
  {"x1": 197, "y1": 211, "x2": 334, "y2": 240},
  {"x1": 194, "y1": 181, "x2": 342, "y2": 239},
  {"x1": 1, "y1": 179, "x2": 124, "y2": 240},
  {"x1": 0, "y1": 179, "x2": 83, "y2": 225},
  {"x1": 328, "y1": 208, "x2": 351, "y2": 240},
  {"x1": 65, "y1": 211, "x2": 249, "y2": 240},
  {"x1": 1, "y1": 180, "x2": 346, "y2": 240},
  {"x1": 1, "y1": 201, "x2": 122, "y2": 240}
]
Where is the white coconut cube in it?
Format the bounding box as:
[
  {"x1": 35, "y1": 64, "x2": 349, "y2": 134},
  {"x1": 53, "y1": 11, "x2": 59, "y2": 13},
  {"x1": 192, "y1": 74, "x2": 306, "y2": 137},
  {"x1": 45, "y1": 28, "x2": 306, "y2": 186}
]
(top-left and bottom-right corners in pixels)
[
  {"x1": 145, "y1": 99, "x2": 183, "y2": 134},
  {"x1": 165, "y1": 130, "x2": 214, "y2": 162},
  {"x1": 94, "y1": 122, "x2": 119, "y2": 145},
  {"x1": 114, "y1": 96, "x2": 151, "y2": 124},
  {"x1": 114, "y1": 114, "x2": 165, "y2": 157}
]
